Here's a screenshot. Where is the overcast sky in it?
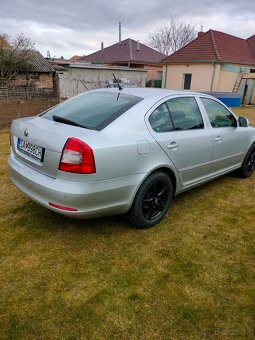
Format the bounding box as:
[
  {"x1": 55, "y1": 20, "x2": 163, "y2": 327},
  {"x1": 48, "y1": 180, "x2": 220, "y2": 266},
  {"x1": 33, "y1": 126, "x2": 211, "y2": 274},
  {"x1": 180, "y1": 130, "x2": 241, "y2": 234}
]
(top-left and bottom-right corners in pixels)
[{"x1": 1, "y1": 0, "x2": 255, "y2": 58}]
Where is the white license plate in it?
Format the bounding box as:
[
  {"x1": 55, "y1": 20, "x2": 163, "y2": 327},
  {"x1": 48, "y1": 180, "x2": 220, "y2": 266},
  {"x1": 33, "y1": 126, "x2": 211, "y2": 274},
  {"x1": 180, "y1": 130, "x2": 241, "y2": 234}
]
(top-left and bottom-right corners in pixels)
[{"x1": 17, "y1": 138, "x2": 44, "y2": 162}]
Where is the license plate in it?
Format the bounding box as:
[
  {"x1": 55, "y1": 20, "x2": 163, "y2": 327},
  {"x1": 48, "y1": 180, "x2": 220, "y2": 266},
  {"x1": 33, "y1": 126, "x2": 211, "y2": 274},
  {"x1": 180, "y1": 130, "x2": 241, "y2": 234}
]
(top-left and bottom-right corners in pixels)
[{"x1": 17, "y1": 138, "x2": 44, "y2": 162}]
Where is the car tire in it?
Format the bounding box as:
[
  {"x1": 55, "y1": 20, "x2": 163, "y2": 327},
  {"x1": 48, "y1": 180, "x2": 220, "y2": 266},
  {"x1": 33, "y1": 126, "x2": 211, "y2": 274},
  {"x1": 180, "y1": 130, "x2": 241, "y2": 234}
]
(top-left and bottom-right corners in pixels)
[
  {"x1": 238, "y1": 144, "x2": 255, "y2": 178},
  {"x1": 127, "y1": 171, "x2": 173, "y2": 228}
]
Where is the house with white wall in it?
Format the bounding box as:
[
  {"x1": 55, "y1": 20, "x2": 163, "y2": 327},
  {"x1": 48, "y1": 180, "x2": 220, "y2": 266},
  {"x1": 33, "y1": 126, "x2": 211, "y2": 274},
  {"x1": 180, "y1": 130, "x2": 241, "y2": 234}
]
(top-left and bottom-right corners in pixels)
[
  {"x1": 78, "y1": 38, "x2": 165, "y2": 87},
  {"x1": 57, "y1": 64, "x2": 147, "y2": 98}
]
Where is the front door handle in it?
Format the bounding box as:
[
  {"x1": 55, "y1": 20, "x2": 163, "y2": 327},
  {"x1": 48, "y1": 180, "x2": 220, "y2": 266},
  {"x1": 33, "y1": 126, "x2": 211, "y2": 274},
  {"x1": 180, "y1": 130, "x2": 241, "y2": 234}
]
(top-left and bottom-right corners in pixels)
[{"x1": 167, "y1": 142, "x2": 179, "y2": 150}]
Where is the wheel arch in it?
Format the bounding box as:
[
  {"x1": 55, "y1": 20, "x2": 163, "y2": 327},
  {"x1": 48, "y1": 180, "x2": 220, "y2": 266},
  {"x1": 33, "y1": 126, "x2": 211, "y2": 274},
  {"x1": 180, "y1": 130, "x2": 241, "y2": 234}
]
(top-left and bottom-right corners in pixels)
[
  {"x1": 127, "y1": 165, "x2": 178, "y2": 216},
  {"x1": 134, "y1": 166, "x2": 177, "y2": 201},
  {"x1": 154, "y1": 167, "x2": 177, "y2": 196},
  {"x1": 238, "y1": 140, "x2": 255, "y2": 178},
  {"x1": 127, "y1": 168, "x2": 175, "y2": 228},
  {"x1": 243, "y1": 140, "x2": 255, "y2": 162}
]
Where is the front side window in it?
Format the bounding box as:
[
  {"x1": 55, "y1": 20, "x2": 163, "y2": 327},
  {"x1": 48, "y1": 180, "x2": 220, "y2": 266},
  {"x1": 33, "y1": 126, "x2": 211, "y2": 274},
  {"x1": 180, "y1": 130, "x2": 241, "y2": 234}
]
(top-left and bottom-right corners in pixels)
[
  {"x1": 149, "y1": 97, "x2": 204, "y2": 132},
  {"x1": 201, "y1": 98, "x2": 236, "y2": 128}
]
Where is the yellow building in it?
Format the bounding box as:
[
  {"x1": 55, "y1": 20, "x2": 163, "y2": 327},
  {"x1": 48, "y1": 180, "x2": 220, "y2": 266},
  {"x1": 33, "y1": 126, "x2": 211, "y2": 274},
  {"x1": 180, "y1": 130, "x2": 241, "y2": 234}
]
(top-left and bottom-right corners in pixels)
[{"x1": 162, "y1": 30, "x2": 255, "y2": 105}]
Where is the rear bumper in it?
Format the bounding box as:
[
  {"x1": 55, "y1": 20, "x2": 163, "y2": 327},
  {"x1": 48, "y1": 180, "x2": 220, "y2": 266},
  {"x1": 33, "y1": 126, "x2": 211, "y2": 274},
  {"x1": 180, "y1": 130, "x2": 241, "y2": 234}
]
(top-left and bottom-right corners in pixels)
[{"x1": 8, "y1": 154, "x2": 144, "y2": 218}]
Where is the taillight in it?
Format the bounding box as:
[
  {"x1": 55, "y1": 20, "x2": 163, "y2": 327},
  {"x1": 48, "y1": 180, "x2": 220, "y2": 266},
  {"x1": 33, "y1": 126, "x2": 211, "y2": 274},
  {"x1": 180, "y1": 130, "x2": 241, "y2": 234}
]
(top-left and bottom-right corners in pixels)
[{"x1": 59, "y1": 138, "x2": 96, "y2": 174}]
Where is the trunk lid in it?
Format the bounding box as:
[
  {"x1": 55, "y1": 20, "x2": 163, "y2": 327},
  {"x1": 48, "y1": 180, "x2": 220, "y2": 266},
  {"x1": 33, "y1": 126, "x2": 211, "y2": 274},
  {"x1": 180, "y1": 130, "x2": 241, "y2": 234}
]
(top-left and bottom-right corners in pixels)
[{"x1": 11, "y1": 116, "x2": 97, "y2": 178}]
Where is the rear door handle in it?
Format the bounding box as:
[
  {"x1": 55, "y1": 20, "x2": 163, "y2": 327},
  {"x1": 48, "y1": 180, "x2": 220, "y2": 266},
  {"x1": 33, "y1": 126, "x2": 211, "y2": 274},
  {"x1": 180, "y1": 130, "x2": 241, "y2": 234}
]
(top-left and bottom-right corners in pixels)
[
  {"x1": 214, "y1": 136, "x2": 222, "y2": 142},
  {"x1": 167, "y1": 142, "x2": 179, "y2": 150}
]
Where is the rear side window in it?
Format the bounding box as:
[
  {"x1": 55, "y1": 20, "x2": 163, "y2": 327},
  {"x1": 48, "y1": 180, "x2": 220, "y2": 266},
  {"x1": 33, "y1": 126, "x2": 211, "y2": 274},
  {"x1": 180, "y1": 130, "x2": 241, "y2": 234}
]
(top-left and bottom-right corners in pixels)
[
  {"x1": 201, "y1": 97, "x2": 237, "y2": 128},
  {"x1": 167, "y1": 97, "x2": 204, "y2": 130},
  {"x1": 42, "y1": 91, "x2": 143, "y2": 131},
  {"x1": 149, "y1": 97, "x2": 203, "y2": 132},
  {"x1": 149, "y1": 103, "x2": 174, "y2": 132}
]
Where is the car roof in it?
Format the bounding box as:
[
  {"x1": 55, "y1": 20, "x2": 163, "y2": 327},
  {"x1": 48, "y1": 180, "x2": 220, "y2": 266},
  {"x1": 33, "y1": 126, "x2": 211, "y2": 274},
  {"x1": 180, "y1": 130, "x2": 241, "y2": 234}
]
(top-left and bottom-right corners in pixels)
[{"x1": 93, "y1": 87, "x2": 203, "y2": 100}]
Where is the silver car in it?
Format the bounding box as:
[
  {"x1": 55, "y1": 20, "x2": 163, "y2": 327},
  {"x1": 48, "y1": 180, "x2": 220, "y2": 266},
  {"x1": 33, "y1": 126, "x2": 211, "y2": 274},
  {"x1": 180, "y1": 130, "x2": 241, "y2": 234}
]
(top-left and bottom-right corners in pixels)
[{"x1": 8, "y1": 88, "x2": 255, "y2": 228}]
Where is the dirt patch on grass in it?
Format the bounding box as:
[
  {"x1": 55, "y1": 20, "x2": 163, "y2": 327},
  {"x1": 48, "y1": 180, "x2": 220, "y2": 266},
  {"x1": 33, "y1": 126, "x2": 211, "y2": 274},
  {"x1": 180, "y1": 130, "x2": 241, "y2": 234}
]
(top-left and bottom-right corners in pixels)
[{"x1": 0, "y1": 99, "x2": 59, "y2": 130}]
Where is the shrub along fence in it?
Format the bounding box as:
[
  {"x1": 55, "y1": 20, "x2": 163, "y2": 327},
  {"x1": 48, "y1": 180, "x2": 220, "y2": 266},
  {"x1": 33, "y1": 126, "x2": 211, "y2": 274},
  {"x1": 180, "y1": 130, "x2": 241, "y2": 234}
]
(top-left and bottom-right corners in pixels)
[{"x1": 0, "y1": 87, "x2": 58, "y2": 100}]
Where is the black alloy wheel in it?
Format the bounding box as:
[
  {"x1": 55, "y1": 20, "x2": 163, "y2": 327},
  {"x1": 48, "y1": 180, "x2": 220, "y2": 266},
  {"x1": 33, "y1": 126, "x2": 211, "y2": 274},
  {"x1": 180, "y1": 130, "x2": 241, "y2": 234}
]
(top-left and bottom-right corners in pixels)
[
  {"x1": 239, "y1": 145, "x2": 255, "y2": 178},
  {"x1": 246, "y1": 150, "x2": 255, "y2": 174},
  {"x1": 142, "y1": 183, "x2": 169, "y2": 221},
  {"x1": 128, "y1": 171, "x2": 173, "y2": 228}
]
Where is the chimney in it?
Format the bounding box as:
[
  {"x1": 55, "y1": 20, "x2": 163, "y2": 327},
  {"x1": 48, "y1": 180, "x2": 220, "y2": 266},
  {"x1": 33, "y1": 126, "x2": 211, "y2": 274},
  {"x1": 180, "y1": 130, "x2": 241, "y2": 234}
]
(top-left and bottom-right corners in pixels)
[
  {"x1": 137, "y1": 40, "x2": 140, "y2": 52},
  {"x1": 119, "y1": 22, "x2": 122, "y2": 46},
  {"x1": 197, "y1": 31, "x2": 205, "y2": 38},
  {"x1": 101, "y1": 42, "x2": 104, "y2": 64},
  {"x1": 197, "y1": 25, "x2": 204, "y2": 38}
]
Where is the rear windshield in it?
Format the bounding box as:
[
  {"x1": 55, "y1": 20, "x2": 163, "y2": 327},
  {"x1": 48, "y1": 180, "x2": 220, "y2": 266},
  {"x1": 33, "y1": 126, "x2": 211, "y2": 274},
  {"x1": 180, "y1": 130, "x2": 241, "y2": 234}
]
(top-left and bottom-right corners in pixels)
[{"x1": 41, "y1": 91, "x2": 143, "y2": 130}]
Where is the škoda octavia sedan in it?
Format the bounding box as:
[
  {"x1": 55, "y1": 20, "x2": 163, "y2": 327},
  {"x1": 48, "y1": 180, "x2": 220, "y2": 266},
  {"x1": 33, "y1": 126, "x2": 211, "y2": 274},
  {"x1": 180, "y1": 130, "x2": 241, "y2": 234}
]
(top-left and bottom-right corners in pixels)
[{"x1": 9, "y1": 88, "x2": 255, "y2": 228}]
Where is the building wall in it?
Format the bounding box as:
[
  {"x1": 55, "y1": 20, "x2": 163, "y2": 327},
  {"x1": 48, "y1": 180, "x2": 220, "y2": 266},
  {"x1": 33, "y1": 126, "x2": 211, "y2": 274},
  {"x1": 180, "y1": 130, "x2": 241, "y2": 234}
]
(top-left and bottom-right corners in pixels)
[
  {"x1": 217, "y1": 64, "x2": 249, "y2": 92},
  {"x1": 58, "y1": 66, "x2": 147, "y2": 98},
  {"x1": 11, "y1": 73, "x2": 53, "y2": 89},
  {"x1": 242, "y1": 74, "x2": 255, "y2": 104},
  {"x1": 108, "y1": 63, "x2": 163, "y2": 81},
  {"x1": 250, "y1": 77, "x2": 255, "y2": 104},
  {"x1": 163, "y1": 63, "x2": 216, "y2": 91},
  {"x1": 217, "y1": 69, "x2": 238, "y2": 92},
  {"x1": 144, "y1": 64, "x2": 163, "y2": 81},
  {"x1": 163, "y1": 62, "x2": 255, "y2": 103}
]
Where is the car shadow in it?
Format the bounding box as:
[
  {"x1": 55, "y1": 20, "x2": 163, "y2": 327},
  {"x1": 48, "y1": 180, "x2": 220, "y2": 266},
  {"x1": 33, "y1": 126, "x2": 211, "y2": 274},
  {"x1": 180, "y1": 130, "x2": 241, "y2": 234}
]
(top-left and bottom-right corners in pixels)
[
  {"x1": 18, "y1": 171, "x2": 242, "y2": 234},
  {"x1": 26, "y1": 201, "x2": 133, "y2": 233}
]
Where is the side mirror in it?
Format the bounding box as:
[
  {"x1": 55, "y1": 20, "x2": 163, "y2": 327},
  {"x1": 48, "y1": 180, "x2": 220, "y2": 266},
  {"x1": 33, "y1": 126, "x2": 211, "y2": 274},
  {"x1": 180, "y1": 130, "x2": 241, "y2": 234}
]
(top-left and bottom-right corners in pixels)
[{"x1": 238, "y1": 117, "x2": 249, "y2": 127}]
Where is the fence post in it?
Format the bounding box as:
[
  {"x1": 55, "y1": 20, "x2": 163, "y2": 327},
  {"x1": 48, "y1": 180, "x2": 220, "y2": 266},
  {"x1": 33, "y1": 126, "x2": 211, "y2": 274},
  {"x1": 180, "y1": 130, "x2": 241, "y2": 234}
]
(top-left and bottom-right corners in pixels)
[
  {"x1": 53, "y1": 72, "x2": 61, "y2": 103},
  {"x1": 16, "y1": 100, "x2": 20, "y2": 117}
]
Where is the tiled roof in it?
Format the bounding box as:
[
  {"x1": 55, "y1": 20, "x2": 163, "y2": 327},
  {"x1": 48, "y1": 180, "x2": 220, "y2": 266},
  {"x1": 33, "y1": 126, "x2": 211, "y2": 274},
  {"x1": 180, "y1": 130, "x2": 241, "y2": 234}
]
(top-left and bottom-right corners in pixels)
[
  {"x1": 163, "y1": 30, "x2": 255, "y2": 65},
  {"x1": 25, "y1": 51, "x2": 55, "y2": 72},
  {"x1": 0, "y1": 38, "x2": 54, "y2": 72},
  {"x1": 46, "y1": 58, "x2": 69, "y2": 64},
  {"x1": 79, "y1": 38, "x2": 166, "y2": 65},
  {"x1": 247, "y1": 35, "x2": 255, "y2": 59},
  {"x1": 69, "y1": 55, "x2": 83, "y2": 62}
]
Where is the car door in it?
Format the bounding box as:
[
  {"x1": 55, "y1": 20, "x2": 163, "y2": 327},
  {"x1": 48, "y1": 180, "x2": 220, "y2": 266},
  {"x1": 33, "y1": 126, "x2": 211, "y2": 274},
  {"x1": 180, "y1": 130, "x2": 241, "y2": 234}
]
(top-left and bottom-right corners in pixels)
[
  {"x1": 147, "y1": 96, "x2": 214, "y2": 188},
  {"x1": 199, "y1": 97, "x2": 246, "y2": 175}
]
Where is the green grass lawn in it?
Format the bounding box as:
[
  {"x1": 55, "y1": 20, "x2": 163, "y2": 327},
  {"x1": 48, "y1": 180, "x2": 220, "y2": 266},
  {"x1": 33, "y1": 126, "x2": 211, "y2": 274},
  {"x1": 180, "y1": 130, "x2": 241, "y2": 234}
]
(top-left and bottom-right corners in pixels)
[{"x1": 0, "y1": 107, "x2": 255, "y2": 339}]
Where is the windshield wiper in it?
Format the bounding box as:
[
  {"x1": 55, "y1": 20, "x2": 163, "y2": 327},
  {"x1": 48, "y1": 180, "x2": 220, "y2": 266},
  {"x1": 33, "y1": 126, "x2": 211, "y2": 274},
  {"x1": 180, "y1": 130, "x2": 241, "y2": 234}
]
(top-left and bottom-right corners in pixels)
[{"x1": 52, "y1": 115, "x2": 91, "y2": 129}]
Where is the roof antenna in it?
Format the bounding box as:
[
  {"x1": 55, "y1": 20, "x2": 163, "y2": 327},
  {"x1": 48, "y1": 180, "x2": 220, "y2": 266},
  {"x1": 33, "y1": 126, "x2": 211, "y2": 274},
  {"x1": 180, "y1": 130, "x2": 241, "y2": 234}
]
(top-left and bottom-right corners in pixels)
[{"x1": 112, "y1": 73, "x2": 123, "y2": 91}]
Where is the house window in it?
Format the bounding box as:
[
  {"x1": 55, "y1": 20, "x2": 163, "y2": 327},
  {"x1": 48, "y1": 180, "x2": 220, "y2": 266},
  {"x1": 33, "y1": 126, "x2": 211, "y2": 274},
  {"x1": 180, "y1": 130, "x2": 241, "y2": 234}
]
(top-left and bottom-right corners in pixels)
[{"x1": 183, "y1": 73, "x2": 192, "y2": 90}]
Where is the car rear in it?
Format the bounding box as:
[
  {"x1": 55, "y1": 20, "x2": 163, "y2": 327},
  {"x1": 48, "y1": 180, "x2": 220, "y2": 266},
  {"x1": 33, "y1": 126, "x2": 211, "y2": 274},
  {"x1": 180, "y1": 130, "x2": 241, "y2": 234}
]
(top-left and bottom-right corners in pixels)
[{"x1": 8, "y1": 90, "x2": 144, "y2": 218}]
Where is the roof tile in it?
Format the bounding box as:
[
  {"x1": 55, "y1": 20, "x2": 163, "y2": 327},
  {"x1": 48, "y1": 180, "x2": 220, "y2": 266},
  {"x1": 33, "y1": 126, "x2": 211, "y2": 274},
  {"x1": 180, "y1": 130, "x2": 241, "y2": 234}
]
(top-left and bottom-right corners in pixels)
[
  {"x1": 26, "y1": 51, "x2": 55, "y2": 73},
  {"x1": 247, "y1": 35, "x2": 255, "y2": 58},
  {"x1": 163, "y1": 30, "x2": 255, "y2": 65},
  {"x1": 79, "y1": 38, "x2": 166, "y2": 65}
]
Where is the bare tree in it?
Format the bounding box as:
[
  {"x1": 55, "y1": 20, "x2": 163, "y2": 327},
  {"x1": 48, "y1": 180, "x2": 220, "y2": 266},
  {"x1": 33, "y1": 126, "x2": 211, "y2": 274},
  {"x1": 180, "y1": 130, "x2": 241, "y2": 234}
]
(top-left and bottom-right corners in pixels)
[
  {"x1": 148, "y1": 16, "x2": 197, "y2": 55},
  {"x1": 0, "y1": 33, "x2": 35, "y2": 87}
]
